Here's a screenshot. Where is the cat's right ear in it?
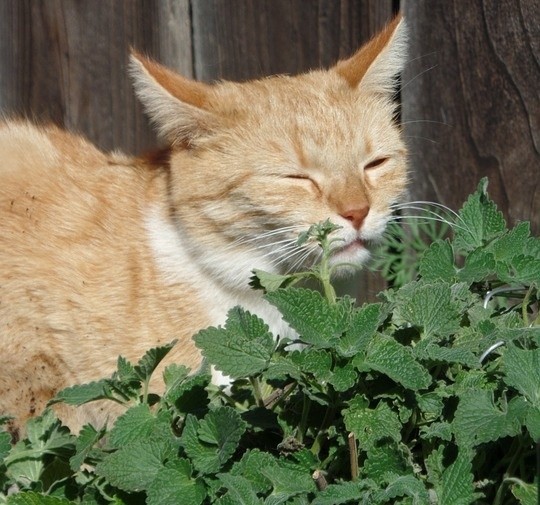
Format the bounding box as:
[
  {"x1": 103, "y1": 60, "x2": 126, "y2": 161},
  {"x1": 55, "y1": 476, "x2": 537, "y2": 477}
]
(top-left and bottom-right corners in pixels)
[{"x1": 129, "y1": 52, "x2": 218, "y2": 145}]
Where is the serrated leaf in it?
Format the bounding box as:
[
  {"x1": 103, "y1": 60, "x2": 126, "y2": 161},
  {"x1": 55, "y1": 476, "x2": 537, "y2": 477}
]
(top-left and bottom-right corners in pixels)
[
  {"x1": 194, "y1": 308, "x2": 274, "y2": 378},
  {"x1": 6, "y1": 492, "x2": 73, "y2": 505},
  {"x1": 250, "y1": 269, "x2": 297, "y2": 292},
  {"x1": 344, "y1": 396, "x2": 402, "y2": 450},
  {"x1": 414, "y1": 342, "x2": 478, "y2": 368},
  {"x1": 311, "y1": 481, "x2": 374, "y2": 505},
  {"x1": 376, "y1": 473, "x2": 429, "y2": 504},
  {"x1": 180, "y1": 407, "x2": 246, "y2": 474},
  {"x1": 260, "y1": 465, "x2": 315, "y2": 504},
  {"x1": 453, "y1": 390, "x2": 522, "y2": 447},
  {"x1": 454, "y1": 178, "x2": 506, "y2": 253},
  {"x1": 116, "y1": 356, "x2": 138, "y2": 383},
  {"x1": 69, "y1": 424, "x2": 105, "y2": 471},
  {"x1": 525, "y1": 406, "x2": 540, "y2": 441},
  {"x1": 419, "y1": 240, "x2": 456, "y2": 282},
  {"x1": 438, "y1": 450, "x2": 480, "y2": 505},
  {"x1": 457, "y1": 249, "x2": 496, "y2": 284},
  {"x1": 218, "y1": 473, "x2": 263, "y2": 505},
  {"x1": 503, "y1": 344, "x2": 540, "y2": 406},
  {"x1": 358, "y1": 334, "x2": 431, "y2": 391},
  {"x1": 147, "y1": 459, "x2": 206, "y2": 505},
  {"x1": 265, "y1": 288, "x2": 349, "y2": 347},
  {"x1": 134, "y1": 340, "x2": 176, "y2": 381},
  {"x1": 488, "y1": 221, "x2": 531, "y2": 261},
  {"x1": 50, "y1": 380, "x2": 109, "y2": 406},
  {"x1": 109, "y1": 404, "x2": 160, "y2": 448},
  {"x1": 420, "y1": 422, "x2": 452, "y2": 441},
  {"x1": 363, "y1": 442, "x2": 412, "y2": 483},
  {"x1": 337, "y1": 304, "x2": 381, "y2": 357},
  {"x1": 95, "y1": 436, "x2": 175, "y2": 491},
  {"x1": 293, "y1": 349, "x2": 333, "y2": 382},
  {"x1": 231, "y1": 450, "x2": 276, "y2": 494},
  {"x1": 0, "y1": 430, "x2": 11, "y2": 463},
  {"x1": 329, "y1": 363, "x2": 357, "y2": 392},
  {"x1": 511, "y1": 480, "x2": 539, "y2": 505},
  {"x1": 393, "y1": 282, "x2": 462, "y2": 338}
]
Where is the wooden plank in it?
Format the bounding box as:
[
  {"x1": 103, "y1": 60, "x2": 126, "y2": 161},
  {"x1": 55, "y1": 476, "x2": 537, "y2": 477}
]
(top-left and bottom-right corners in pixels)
[
  {"x1": 0, "y1": 0, "x2": 192, "y2": 154},
  {"x1": 402, "y1": 0, "x2": 540, "y2": 233},
  {"x1": 191, "y1": 0, "x2": 395, "y2": 80}
]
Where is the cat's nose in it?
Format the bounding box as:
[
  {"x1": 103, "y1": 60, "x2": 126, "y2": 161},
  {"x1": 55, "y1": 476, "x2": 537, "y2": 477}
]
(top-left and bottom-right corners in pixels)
[{"x1": 340, "y1": 206, "x2": 369, "y2": 230}]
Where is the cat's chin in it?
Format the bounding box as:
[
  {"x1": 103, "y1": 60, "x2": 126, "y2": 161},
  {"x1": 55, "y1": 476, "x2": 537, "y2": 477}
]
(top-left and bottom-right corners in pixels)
[{"x1": 329, "y1": 239, "x2": 371, "y2": 276}]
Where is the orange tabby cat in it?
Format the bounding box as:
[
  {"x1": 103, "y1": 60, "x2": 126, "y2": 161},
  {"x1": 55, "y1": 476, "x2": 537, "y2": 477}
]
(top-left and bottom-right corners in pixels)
[{"x1": 0, "y1": 17, "x2": 408, "y2": 438}]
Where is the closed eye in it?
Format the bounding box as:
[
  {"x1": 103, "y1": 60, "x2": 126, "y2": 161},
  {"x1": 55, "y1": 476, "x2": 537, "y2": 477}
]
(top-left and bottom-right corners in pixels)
[
  {"x1": 365, "y1": 157, "x2": 389, "y2": 170},
  {"x1": 286, "y1": 174, "x2": 321, "y2": 193}
]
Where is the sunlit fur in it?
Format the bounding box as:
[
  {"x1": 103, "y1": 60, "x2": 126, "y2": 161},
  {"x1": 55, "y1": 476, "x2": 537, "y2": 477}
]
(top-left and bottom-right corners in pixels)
[{"x1": 0, "y1": 17, "x2": 408, "y2": 437}]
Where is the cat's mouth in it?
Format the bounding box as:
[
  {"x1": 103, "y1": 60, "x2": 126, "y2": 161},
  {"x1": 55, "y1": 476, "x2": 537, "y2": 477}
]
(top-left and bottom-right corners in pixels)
[{"x1": 331, "y1": 238, "x2": 366, "y2": 256}]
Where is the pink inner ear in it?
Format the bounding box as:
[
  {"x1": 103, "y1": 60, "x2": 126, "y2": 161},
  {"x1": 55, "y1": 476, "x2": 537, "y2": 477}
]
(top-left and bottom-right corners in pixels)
[{"x1": 335, "y1": 14, "x2": 402, "y2": 88}]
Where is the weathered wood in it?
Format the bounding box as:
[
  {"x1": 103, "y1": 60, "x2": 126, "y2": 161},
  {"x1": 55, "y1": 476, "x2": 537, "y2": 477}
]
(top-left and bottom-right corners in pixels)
[
  {"x1": 402, "y1": 0, "x2": 540, "y2": 233},
  {"x1": 0, "y1": 0, "x2": 192, "y2": 154},
  {"x1": 191, "y1": 0, "x2": 395, "y2": 80}
]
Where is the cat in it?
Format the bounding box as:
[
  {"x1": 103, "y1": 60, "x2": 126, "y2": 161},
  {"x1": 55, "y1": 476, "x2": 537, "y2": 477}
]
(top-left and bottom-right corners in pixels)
[{"x1": 0, "y1": 16, "x2": 408, "y2": 439}]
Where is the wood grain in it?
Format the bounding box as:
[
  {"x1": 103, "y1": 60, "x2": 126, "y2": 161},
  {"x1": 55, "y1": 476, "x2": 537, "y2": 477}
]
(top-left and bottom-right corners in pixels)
[
  {"x1": 191, "y1": 0, "x2": 395, "y2": 80},
  {"x1": 0, "y1": 0, "x2": 192, "y2": 153},
  {"x1": 402, "y1": 0, "x2": 539, "y2": 233}
]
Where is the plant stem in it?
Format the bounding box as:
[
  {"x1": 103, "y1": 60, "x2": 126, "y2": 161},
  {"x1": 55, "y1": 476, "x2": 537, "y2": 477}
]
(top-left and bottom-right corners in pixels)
[
  {"x1": 249, "y1": 377, "x2": 264, "y2": 408},
  {"x1": 297, "y1": 396, "x2": 312, "y2": 444},
  {"x1": 348, "y1": 432, "x2": 359, "y2": 481}
]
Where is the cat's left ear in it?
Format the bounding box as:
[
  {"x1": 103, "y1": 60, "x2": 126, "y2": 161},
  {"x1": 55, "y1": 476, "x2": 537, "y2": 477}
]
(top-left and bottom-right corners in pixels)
[
  {"x1": 129, "y1": 51, "x2": 218, "y2": 145},
  {"x1": 334, "y1": 15, "x2": 407, "y2": 95}
]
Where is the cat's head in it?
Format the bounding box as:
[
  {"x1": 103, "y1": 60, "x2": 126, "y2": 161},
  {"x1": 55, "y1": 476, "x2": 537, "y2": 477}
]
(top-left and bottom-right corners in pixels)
[{"x1": 130, "y1": 16, "x2": 408, "y2": 288}]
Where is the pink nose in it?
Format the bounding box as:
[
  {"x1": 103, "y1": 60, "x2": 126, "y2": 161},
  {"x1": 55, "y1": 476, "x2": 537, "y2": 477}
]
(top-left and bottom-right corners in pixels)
[{"x1": 340, "y1": 206, "x2": 369, "y2": 230}]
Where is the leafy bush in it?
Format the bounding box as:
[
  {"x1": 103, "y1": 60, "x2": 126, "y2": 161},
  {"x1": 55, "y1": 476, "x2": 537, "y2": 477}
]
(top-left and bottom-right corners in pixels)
[{"x1": 1, "y1": 179, "x2": 538, "y2": 505}]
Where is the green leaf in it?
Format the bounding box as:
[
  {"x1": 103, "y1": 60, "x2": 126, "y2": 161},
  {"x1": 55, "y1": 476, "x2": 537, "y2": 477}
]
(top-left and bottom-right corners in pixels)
[
  {"x1": 503, "y1": 344, "x2": 540, "y2": 406},
  {"x1": 337, "y1": 304, "x2": 381, "y2": 357},
  {"x1": 69, "y1": 424, "x2": 105, "y2": 471},
  {"x1": 180, "y1": 407, "x2": 247, "y2": 474},
  {"x1": 414, "y1": 342, "x2": 478, "y2": 368},
  {"x1": 6, "y1": 492, "x2": 74, "y2": 505},
  {"x1": 311, "y1": 481, "x2": 374, "y2": 505},
  {"x1": 218, "y1": 473, "x2": 263, "y2": 505},
  {"x1": 230, "y1": 450, "x2": 276, "y2": 494},
  {"x1": 357, "y1": 334, "x2": 431, "y2": 391},
  {"x1": 344, "y1": 396, "x2": 402, "y2": 450},
  {"x1": 488, "y1": 221, "x2": 531, "y2": 261},
  {"x1": 393, "y1": 282, "x2": 462, "y2": 338},
  {"x1": 420, "y1": 421, "x2": 452, "y2": 441},
  {"x1": 454, "y1": 178, "x2": 506, "y2": 253},
  {"x1": 108, "y1": 404, "x2": 162, "y2": 448},
  {"x1": 260, "y1": 465, "x2": 315, "y2": 505},
  {"x1": 525, "y1": 406, "x2": 540, "y2": 441},
  {"x1": 511, "y1": 480, "x2": 539, "y2": 505},
  {"x1": 147, "y1": 459, "x2": 206, "y2": 505},
  {"x1": 0, "y1": 430, "x2": 11, "y2": 463},
  {"x1": 95, "y1": 436, "x2": 175, "y2": 492},
  {"x1": 134, "y1": 340, "x2": 176, "y2": 381},
  {"x1": 453, "y1": 390, "x2": 522, "y2": 447},
  {"x1": 438, "y1": 450, "x2": 480, "y2": 505},
  {"x1": 329, "y1": 362, "x2": 357, "y2": 392},
  {"x1": 375, "y1": 473, "x2": 429, "y2": 504},
  {"x1": 50, "y1": 380, "x2": 109, "y2": 406},
  {"x1": 419, "y1": 240, "x2": 456, "y2": 282},
  {"x1": 457, "y1": 249, "x2": 496, "y2": 284},
  {"x1": 250, "y1": 269, "x2": 298, "y2": 292},
  {"x1": 265, "y1": 288, "x2": 349, "y2": 347},
  {"x1": 194, "y1": 308, "x2": 274, "y2": 378},
  {"x1": 363, "y1": 442, "x2": 412, "y2": 483}
]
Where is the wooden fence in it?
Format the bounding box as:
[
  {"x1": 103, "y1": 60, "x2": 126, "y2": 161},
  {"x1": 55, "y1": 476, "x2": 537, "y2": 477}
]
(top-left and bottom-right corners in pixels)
[{"x1": 0, "y1": 0, "x2": 538, "y2": 298}]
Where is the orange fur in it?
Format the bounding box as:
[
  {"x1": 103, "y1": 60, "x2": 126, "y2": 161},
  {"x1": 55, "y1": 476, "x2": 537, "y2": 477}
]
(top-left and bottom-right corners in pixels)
[{"x1": 0, "y1": 17, "x2": 408, "y2": 438}]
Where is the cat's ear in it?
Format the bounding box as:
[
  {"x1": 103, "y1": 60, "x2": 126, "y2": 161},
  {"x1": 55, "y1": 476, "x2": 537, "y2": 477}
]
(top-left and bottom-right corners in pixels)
[
  {"x1": 129, "y1": 52, "x2": 217, "y2": 145},
  {"x1": 334, "y1": 15, "x2": 407, "y2": 95}
]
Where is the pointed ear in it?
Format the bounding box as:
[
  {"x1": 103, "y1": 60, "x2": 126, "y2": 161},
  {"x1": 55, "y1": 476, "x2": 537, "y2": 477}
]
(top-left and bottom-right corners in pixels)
[
  {"x1": 129, "y1": 51, "x2": 217, "y2": 145},
  {"x1": 334, "y1": 15, "x2": 407, "y2": 94}
]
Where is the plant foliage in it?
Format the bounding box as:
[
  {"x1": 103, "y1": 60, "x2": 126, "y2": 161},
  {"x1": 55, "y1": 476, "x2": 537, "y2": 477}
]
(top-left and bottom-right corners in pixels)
[{"x1": 1, "y1": 179, "x2": 538, "y2": 504}]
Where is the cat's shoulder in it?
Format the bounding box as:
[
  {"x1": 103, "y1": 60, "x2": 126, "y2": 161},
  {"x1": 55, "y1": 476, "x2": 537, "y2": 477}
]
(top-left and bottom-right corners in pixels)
[{"x1": 0, "y1": 120, "x2": 107, "y2": 177}]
